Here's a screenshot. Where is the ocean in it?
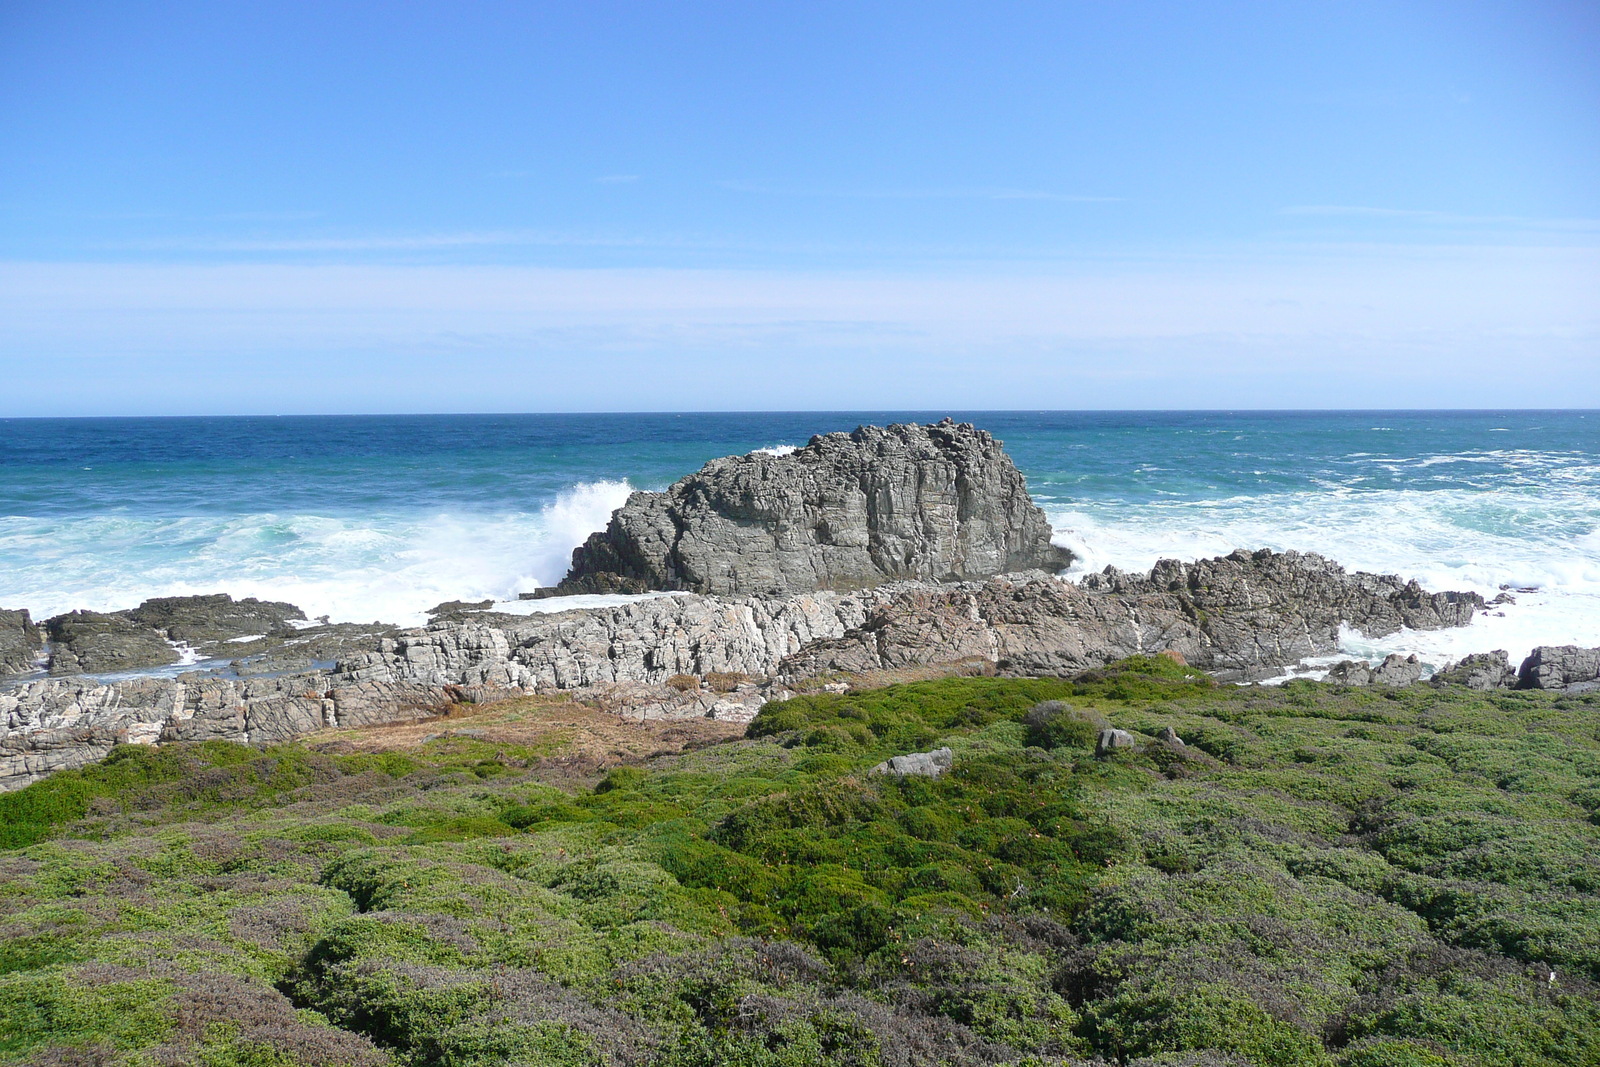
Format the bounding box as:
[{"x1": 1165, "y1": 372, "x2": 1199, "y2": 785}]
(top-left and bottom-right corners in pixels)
[{"x1": 2, "y1": 411, "x2": 1597, "y2": 672}]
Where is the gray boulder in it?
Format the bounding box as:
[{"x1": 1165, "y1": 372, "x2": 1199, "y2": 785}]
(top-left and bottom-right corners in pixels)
[
  {"x1": 1326, "y1": 653, "x2": 1423, "y2": 688},
  {"x1": 44, "y1": 611, "x2": 179, "y2": 675},
  {"x1": 1517, "y1": 645, "x2": 1600, "y2": 690},
  {"x1": 1370, "y1": 653, "x2": 1423, "y2": 686},
  {"x1": 560, "y1": 420, "x2": 1072, "y2": 597},
  {"x1": 1324, "y1": 660, "x2": 1372, "y2": 686},
  {"x1": 0, "y1": 609, "x2": 43, "y2": 676},
  {"x1": 871, "y1": 747, "x2": 954, "y2": 778},
  {"x1": 1096, "y1": 728, "x2": 1138, "y2": 757},
  {"x1": 1432, "y1": 650, "x2": 1517, "y2": 690}
]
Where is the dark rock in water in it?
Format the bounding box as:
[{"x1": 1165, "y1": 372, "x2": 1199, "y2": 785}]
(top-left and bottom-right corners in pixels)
[
  {"x1": 550, "y1": 573, "x2": 653, "y2": 596},
  {"x1": 1432, "y1": 650, "x2": 1517, "y2": 690},
  {"x1": 425, "y1": 599, "x2": 496, "y2": 622},
  {"x1": 45, "y1": 611, "x2": 179, "y2": 675},
  {"x1": 0, "y1": 609, "x2": 44, "y2": 676},
  {"x1": 123, "y1": 593, "x2": 305, "y2": 647},
  {"x1": 560, "y1": 420, "x2": 1072, "y2": 597},
  {"x1": 1517, "y1": 645, "x2": 1600, "y2": 690}
]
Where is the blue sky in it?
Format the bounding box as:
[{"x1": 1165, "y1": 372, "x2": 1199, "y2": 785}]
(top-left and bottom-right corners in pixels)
[{"x1": 1, "y1": 0, "x2": 1596, "y2": 414}]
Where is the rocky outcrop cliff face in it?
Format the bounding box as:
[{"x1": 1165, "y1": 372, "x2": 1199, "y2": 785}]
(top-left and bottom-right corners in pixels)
[
  {"x1": 0, "y1": 610, "x2": 43, "y2": 677},
  {"x1": 1, "y1": 550, "x2": 1496, "y2": 790},
  {"x1": 559, "y1": 420, "x2": 1072, "y2": 597}
]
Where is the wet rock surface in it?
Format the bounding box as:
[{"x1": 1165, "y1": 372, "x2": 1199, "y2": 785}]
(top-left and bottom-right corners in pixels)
[
  {"x1": 0, "y1": 609, "x2": 43, "y2": 676},
  {"x1": 45, "y1": 610, "x2": 181, "y2": 675},
  {"x1": 560, "y1": 420, "x2": 1072, "y2": 597},
  {"x1": 123, "y1": 593, "x2": 305, "y2": 647}
]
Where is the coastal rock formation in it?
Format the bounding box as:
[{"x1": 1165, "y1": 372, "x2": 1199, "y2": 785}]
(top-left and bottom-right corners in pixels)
[
  {"x1": 783, "y1": 550, "x2": 1483, "y2": 679},
  {"x1": 0, "y1": 609, "x2": 43, "y2": 676},
  {"x1": 1325, "y1": 653, "x2": 1424, "y2": 687},
  {"x1": 1079, "y1": 549, "x2": 1482, "y2": 655},
  {"x1": 0, "y1": 550, "x2": 1490, "y2": 790},
  {"x1": 1517, "y1": 645, "x2": 1600, "y2": 691},
  {"x1": 17, "y1": 594, "x2": 312, "y2": 680},
  {"x1": 45, "y1": 610, "x2": 180, "y2": 675},
  {"x1": 560, "y1": 420, "x2": 1072, "y2": 597},
  {"x1": 123, "y1": 593, "x2": 305, "y2": 647},
  {"x1": 1431, "y1": 650, "x2": 1518, "y2": 690}
]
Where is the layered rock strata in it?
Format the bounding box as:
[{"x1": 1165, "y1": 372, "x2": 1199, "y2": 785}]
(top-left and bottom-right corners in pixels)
[
  {"x1": 783, "y1": 550, "x2": 1482, "y2": 679},
  {"x1": 559, "y1": 420, "x2": 1072, "y2": 597},
  {"x1": 1, "y1": 549, "x2": 1499, "y2": 790}
]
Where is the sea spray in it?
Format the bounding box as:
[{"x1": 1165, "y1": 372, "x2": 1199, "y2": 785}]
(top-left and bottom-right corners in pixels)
[{"x1": 0, "y1": 480, "x2": 635, "y2": 627}]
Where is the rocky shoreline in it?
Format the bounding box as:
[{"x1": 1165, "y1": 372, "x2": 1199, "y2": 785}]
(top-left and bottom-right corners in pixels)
[
  {"x1": 5, "y1": 549, "x2": 1596, "y2": 791},
  {"x1": 4, "y1": 419, "x2": 1596, "y2": 791}
]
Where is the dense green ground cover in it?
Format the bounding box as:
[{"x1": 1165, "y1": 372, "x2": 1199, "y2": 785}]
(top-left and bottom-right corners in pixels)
[{"x1": 2, "y1": 658, "x2": 1599, "y2": 1066}]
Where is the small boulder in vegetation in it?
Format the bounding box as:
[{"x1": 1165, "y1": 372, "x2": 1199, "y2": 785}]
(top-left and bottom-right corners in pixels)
[
  {"x1": 870, "y1": 746, "x2": 953, "y2": 778},
  {"x1": 1096, "y1": 727, "x2": 1139, "y2": 757}
]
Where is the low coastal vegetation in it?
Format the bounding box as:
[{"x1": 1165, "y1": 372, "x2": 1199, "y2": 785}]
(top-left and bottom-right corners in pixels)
[{"x1": 2, "y1": 658, "x2": 1598, "y2": 1066}]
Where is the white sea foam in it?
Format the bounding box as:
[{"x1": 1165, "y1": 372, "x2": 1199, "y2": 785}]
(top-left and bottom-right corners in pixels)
[
  {"x1": 1047, "y1": 481, "x2": 1600, "y2": 668},
  {"x1": 0, "y1": 480, "x2": 635, "y2": 628},
  {"x1": 488, "y1": 592, "x2": 685, "y2": 616},
  {"x1": 752, "y1": 444, "x2": 799, "y2": 456}
]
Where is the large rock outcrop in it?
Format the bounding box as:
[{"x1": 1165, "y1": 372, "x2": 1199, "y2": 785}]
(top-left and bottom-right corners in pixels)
[{"x1": 559, "y1": 420, "x2": 1072, "y2": 597}]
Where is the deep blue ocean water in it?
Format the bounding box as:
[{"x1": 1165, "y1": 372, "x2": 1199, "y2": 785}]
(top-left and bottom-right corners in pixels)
[{"x1": 2, "y1": 410, "x2": 1597, "y2": 668}]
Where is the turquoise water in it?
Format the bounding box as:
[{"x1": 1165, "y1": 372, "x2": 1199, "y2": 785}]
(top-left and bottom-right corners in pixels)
[{"x1": 2, "y1": 411, "x2": 1597, "y2": 665}]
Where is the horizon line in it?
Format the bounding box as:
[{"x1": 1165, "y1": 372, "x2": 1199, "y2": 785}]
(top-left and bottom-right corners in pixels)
[{"x1": 3, "y1": 407, "x2": 1595, "y2": 422}]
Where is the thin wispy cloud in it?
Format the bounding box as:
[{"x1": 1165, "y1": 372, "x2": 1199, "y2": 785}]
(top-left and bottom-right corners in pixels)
[
  {"x1": 595, "y1": 174, "x2": 640, "y2": 184},
  {"x1": 112, "y1": 230, "x2": 658, "y2": 253},
  {"x1": 2, "y1": 244, "x2": 1593, "y2": 411},
  {"x1": 717, "y1": 180, "x2": 1121, "y2": 203},
  {"x1": 1280, "y1": 205, "x2": 1600, "y2": 231}
]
